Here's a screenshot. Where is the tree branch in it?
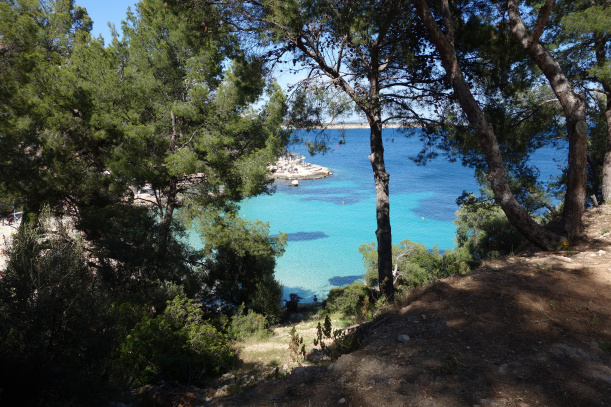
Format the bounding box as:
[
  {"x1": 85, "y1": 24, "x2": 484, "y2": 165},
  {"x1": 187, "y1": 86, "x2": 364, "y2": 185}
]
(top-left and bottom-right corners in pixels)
[{"x1": 532, "y1": 0, "x2": 555, "y2": 45}]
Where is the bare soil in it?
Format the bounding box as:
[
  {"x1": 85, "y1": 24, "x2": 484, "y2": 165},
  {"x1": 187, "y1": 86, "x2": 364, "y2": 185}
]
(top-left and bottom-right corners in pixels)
[{"x1": 139, "y1": 206, "x2": 611, "y2": 407}]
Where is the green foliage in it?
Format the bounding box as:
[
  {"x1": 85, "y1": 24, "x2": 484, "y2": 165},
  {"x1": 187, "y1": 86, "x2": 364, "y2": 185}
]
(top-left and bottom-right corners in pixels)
[
  {"x1": 313, "y1": 315, "x2": 333, "y2": 351},
  {"x1": 0, "y1": 0, "x2": 120, "y2": 217},
  {"x1": 288, "y1": 326, "x2": 306, "y2": 362},
  {"x1": 324, "y1": 282, "x2": 373, "y2": 317},
  {"x1": 0, "y1": 209, "x2": 115, "y2": 406},
  {"x1": 313, "y1": 315, "x2": 361, "y2": 360},
  {"x1": 197, "y1": 212, "x2": 286, "y2": 322},
  {"x1": 117, "y1": 296, "x2": 233, "y2": 387},
  {"x1": 105, "y1": 0, "x2": 287, "y2": 227},
  {"x1": 1, "y1": 1, "x2": 288, "y2": 400},
  {"x1": 228, "y1": 304, "x2": 272, "y2": 341},
  {"x1": 454, "y1": 193, "x2": 528, "y2": 259},
  {"x1": 360, "y1": 239, "x2": 472, "y2": 291},
  {"x1": 78, "y1": 205, "x2": 202, "y2": 305},
  {"x1": 330, "y1": 328, "x2": 361, "y2": 359}
]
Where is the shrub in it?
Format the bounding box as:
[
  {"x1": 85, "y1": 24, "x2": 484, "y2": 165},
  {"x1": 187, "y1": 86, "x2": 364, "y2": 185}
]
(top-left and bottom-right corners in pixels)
[
  {"x1": 198, "y1": 214, "x2": 285, "y2": 323},
  {"x1": 360, "y1": 239, "x2": 472, "y2": 293},
  {"x1": 324, "y1": 282, "x2": 372, "y2": 316},
  {"x1": 228, "y1": 304, "x2": 271, "y2": 341},
  {"x1": 454, "y1": 194, "x2": 528, "y2": 259},
  {"x1": 117, "y1": 296, "x2": 233, "y2": 387},
  {"x1": 0, "y1": 210, "x2": 115, "y2": 406}
]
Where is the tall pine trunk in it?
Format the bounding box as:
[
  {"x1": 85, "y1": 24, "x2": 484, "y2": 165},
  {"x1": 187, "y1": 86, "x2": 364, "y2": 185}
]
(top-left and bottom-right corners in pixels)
[
  {"x1": 595, "y1": 35, "x2": 611, "y2": 203},
  {"x1": 508, "y1": 0, "x2": 587, "y2": 240},
  {"x1": 367, "y1": 115, "x2": 394, "y2": 300},
  {"x1": 414, "y1": 0, "x2": 563, "y2": 250},
  {"x1": 603, "y1": 100, "x2": 611, "y2": 203}
]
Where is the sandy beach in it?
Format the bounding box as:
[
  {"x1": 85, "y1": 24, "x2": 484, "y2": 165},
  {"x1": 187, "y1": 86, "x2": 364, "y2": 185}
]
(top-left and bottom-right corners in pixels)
[{"x1": 0, "y1": 217, "x2": 21, "y2": 271}]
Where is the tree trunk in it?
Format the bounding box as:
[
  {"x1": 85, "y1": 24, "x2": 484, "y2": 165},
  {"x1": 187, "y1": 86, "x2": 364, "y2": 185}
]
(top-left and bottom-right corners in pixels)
[
  {"x1": 596, "y1": 35, "x2": 611, "y2": 203},
  {"x1": 414, "y1": 0, "x2": 562, "y2": 250},
  {"x1": 588, "y1": 154, "x2": 601, "y2": 203},
  {"x1": 162, "y1": 175, "x2": 178, "y2": 225},
  {"x1": 162, "y1": 111, "x2": 179, "y2": 226},
  {"x1": 603, "y1": 99, "x2": 611, "y2": 203},
  {"x1": 368, "y1": 116, "x2": 394, "y2": 300},
  {"x1": 507, "y1": 0, "x2": 587, "y2": 240}
]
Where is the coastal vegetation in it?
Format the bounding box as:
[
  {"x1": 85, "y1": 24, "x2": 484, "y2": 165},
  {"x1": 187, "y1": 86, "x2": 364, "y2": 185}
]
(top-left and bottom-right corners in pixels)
[{"x1": 1, "y1": 0, "x2": 610, "y2": 405}]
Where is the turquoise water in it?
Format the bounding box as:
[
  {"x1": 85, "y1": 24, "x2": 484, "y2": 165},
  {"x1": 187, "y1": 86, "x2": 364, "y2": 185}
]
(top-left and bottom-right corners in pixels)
[{"x1": 220, "y1": 128, "x2": 566, "y2": 300}]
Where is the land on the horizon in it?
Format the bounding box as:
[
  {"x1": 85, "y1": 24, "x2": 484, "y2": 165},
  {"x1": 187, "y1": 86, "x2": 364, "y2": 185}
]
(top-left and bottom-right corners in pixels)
[{"x1": 289, "y1": 122, "x2": 418, "y2": 130}]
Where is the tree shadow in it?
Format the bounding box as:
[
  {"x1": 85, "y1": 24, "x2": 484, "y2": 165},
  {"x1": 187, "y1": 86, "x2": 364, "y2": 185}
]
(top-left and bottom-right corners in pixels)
[
  {"x1": 227, "y1": 259, "x2": 611, "y2": 406},
  {"x1": 282, "y1": 231, "x2": 329, "y2": 242}
]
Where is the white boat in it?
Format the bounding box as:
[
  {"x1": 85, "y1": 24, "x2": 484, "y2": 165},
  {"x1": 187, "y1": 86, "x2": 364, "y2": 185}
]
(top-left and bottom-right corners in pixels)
[{"x1": 290, "y1": 180, "x2": 299, "y2": 187}]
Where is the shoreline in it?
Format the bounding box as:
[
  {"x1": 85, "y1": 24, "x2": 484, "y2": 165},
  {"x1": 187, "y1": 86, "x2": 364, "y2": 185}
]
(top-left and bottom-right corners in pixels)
[
  {"x1": 268, "y1": 153, "x2": 332, "y2": 181},
  {"x1": 288, "y1": 122, "x2": 421, "y2": 130}
]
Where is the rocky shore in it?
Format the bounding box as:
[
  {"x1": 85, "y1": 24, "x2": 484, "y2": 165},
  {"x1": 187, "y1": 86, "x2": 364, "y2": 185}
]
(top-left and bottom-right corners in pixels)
[{"x1": 269, "y1": 153, "x2": 332, "y2": 180}]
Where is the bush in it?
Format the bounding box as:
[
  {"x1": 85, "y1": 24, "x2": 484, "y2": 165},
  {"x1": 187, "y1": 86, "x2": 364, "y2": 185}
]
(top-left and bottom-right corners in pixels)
[
  {"x1": 228, "y1": 304, "x2": 271, "y2": 341},
  {"x1": 360, "y1": 239, "x2": 472, "y2": 292},
  {"x1": 116, "y1": 296, "x2": 234, "y2": 387},
  {"x1": 198, "y1": 214, "x2": 285, "y2": 323},
  {"x1": 324, "y1": 282, "x2": 372, "y2": 316},
  {"x1": 454, "y1": 194, "x2": 528, "y2": 259},
  {"x1": 0, "y1": 211, "x2": 115, "y2": 406}
]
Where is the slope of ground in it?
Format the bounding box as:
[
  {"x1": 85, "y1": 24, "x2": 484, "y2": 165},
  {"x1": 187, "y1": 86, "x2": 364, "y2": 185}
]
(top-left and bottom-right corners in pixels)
[{"x1": 138, "y1": 206, "x2": 611, "y2": 407}]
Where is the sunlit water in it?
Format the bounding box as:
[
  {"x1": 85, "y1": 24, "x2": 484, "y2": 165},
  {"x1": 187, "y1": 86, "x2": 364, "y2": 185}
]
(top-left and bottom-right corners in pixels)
[{"x1": 192, "y1": 128, "x2": 567, "y2": 301}]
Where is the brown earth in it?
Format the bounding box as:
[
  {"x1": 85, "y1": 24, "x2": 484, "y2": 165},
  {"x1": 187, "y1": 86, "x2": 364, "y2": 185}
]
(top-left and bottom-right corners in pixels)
[{"x1": 139, "y1": 206, "x2": 611, "y2": 407}]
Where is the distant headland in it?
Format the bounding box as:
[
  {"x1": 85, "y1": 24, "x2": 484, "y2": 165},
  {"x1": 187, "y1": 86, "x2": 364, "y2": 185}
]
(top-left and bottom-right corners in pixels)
[{"x1": 288, "y1": 122, "x2": 421, "y2": 130}]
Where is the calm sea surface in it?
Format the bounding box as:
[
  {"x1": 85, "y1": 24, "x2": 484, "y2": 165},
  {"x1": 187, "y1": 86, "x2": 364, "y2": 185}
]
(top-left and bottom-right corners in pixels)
[{"x1": 205, "y1": 128, "x2": 566, "y2": 300}]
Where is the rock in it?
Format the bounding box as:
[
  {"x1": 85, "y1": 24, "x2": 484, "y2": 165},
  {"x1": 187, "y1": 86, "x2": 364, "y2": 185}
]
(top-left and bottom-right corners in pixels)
[
  {"x1": 397, "y1": 334, "x2": 410, "y2": 343},
  {"x1": 306, "y1": 348, "x2": 325, "y2": 361},
  {"x1": 293, "y1": 366, "x2": 307, "y2": 375},
  {"x1": 221, "y1": 373, "x2": 236, "y2": 382},
  {"x1": 551, "y1": 255, "x2": 572, "y2": 262},
  {"x1": 338, "y1": 398, "x2": 346, "y2": 404},
  {"x1": 476, "y1": 398, "x2": 508, "y2": 407},
  {"x1": 214, "y1": 384, "x2": 230, "y2": 398}
]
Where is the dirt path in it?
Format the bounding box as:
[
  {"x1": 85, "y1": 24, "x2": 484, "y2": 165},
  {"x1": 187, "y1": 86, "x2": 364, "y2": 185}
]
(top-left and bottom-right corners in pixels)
[{"x1": 139, "y1": 206, "x2": 611, "y2": 407}]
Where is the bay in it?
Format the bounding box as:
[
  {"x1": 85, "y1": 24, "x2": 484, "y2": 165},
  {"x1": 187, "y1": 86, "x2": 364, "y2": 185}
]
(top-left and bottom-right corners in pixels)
[{"x1": 227, "y1": 128, "x2": 566, "y2": 301}]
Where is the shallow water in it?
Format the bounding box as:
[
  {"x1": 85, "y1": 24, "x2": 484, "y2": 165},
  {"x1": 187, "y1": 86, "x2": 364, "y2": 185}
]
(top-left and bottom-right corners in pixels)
[{"x1": 195, "y1": 128, "x2": 567, "y2": 300}]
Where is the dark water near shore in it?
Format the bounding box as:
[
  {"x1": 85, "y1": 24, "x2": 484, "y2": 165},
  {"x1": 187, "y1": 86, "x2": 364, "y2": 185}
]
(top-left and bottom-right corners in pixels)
[{"x1": 213, "y1": 128, "x2": 567, "y2": 300}]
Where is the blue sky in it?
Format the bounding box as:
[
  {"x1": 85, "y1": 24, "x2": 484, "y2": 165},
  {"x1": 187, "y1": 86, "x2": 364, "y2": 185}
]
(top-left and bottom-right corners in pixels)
[
  {"x1": 75, "y1": 0, "x2": 304, "y2": 88},
  {"x1": 76, "y1": 0, "x2": 137, "y2": 42},
  {"x1": 75, "y1": 0, "x2": 359, "y2": 121}
]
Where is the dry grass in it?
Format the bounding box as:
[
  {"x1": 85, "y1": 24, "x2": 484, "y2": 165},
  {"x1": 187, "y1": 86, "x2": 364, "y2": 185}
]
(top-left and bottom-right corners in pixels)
[{"x1": 234, "y1": 311, "x2": 354, "y2": 372}]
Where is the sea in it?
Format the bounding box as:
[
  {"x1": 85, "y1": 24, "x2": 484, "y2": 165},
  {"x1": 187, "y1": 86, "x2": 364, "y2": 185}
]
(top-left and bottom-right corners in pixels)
[{"x1": 208, "y1": 128, "x2": 566, "y2": 301}]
